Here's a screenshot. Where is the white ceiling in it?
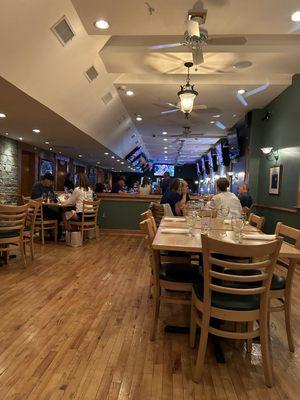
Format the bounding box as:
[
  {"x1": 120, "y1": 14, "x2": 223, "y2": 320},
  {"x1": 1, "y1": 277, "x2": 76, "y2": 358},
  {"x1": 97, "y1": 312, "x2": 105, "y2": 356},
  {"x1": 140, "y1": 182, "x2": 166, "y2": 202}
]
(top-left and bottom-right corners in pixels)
[{"x1": 1, "y1": 0, "x2": 300, "y2": 166}]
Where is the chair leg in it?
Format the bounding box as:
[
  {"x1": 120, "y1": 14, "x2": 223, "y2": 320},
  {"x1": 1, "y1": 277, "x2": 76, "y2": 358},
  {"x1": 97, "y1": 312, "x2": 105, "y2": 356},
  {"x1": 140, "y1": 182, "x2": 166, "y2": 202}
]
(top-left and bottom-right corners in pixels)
[
  {"x1": 20, "y1": 242, "x2": 27, "y2": 268},
  {"x1": 246, "y1": 321, "x2": 253, "y2": 353},
  {"x1": 30, "y1": 237, "x2": 34, "y2": 260},
  {"x1": 95, "y1": 225, "x2": 99, "y2": 239},
  {"x1": 193, "y1": 312, "x2": 209, "y2": 383},
  {"x1": 260, "y1": 314, "x2": 273, "y2": 387},
  {"x1": 54, "y1": 225, "x2": 58, "y2": 243},
  {"x1": 150, "y1": 289, "x2": 160, "y2": 341},
  {"x1": 284, "y1": 296, "x2": 295, "y2": 352},
  {"x1": 190, "y1": 305, "x2": 197, "y2": 348},
  {"x1": 41, "y1": 226, "x2": 45, "y2": 245}
]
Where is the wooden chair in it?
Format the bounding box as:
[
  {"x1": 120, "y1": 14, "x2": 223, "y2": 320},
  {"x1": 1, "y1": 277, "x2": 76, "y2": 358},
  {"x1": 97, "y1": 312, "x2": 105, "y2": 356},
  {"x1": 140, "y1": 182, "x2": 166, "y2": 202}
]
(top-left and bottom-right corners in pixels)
[
  {"x1": 242, "y1": 206, "x2": 252, "y2": 220},
  {"x1": 69, "y1": 200, "x2": 100, "y2": 241},
  {"x1": 0, "y1": 204, "x2": 29, "y2": 268},
  {"x1": 140, "y1": 209, "x2": 153, "y2": 222},
  {"x1": 149, "y1": 203, "x2": 164, "y2": 227},
  {"x1": 22, "y1": 196, "x2": 58, "y2": 245},
  {"x1": 248, "y1": 213, "x2": 265, "y2": 230},
  {"x1": 269, "y1": 222, "x2": 300, "y2": 352},
  {"x1": 140, "y1": 218, "x2": 199, "y2": 340},
  {"x1": 190, "y1": 234, "x2": 282, "y2": 387},
  {"x1": 23, "y1": 200, "x2": 40, "y2": 260}
]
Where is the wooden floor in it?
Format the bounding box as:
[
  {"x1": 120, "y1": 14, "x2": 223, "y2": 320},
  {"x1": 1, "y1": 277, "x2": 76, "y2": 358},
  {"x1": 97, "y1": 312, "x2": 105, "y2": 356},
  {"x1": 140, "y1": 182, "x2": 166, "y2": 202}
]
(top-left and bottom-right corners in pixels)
[{"x1": 1, "y1": 235, "x2": 300, "y2": 400}]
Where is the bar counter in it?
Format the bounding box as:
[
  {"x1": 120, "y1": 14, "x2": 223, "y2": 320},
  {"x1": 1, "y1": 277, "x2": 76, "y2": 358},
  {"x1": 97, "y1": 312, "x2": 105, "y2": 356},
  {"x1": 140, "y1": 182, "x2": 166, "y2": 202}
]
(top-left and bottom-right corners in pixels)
[{"x1": 97, "y1": 192, "x2": 205, "y2": 234}]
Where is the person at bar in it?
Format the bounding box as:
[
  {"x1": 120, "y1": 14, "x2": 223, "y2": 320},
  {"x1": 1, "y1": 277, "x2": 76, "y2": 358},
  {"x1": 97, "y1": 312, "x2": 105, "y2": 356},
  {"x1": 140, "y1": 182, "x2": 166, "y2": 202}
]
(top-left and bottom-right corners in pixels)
[
  {"x1": 160, "y1": 171, "x2": 171, "y2": 195},
  {"x1": 63, "y1": 173, "x2": 74, "y2": 192},
  {"x1": 160, "y1": 178, "x2": 188, "y2": 216},
  {"x1": 237, "y1": 183, "x2": 253, "y2": 208},
  {"x1": 211, "y1": 177, "x2": 242, "y2": 216},
  {"x1": 111, "y1": 176, "x2": 126, "y2": 193},
  {"x1": 139, "y1": 176, "x2": 152, "y2": 195},
  {"x1": 31, "y1": 173, "x2": 55, "y2": 200}
]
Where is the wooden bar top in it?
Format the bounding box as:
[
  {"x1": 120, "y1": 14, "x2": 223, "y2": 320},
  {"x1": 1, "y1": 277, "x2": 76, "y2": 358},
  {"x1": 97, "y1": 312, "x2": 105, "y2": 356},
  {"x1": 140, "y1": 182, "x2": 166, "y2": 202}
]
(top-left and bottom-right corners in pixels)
[{"x1": 96, "y1": 193, "x2": 205, "y2": 202}]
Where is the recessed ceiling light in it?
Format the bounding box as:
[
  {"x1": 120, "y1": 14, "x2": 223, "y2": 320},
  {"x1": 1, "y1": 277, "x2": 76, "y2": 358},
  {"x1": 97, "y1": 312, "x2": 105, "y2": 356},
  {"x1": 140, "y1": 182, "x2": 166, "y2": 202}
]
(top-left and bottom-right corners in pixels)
[
  {"x1": 117, "y1": 159, "x2": 120, "y2": 162},
  {"x1": 121, "y1": 161, "x2": 124, "y2": 164},
  {"x1": 136, "y1": 115, "x2": 142, "y2": 121},
  {"x1": 50, "y1": 147, "x2": 53, "y2": 151},
  {"x1": 95, "y1": 19, "x2": 110, "y2": 29},
  {"x1": 212, "y1": 114, "x2": 221, "y2": 118},
  {"x1": 32, "y1": 129, "x2": 40, "y2": 133},
  {"x1": 163, "y1": 138, "x2": 168, "y2": 141},
  {"x1": 232, "y1": 114, "x2": 237, "y2": 118},
  {"x1": 291, "y1": 11, "x2": 300, "y2": 22},
  {"x1": 78, "y1": 154, "x2": 82, "y2": 158},
  {"x1": 104, "y1": 152, "x2": 109, "y2": 155},
  {"x1": 210, "y1": 121, "x2": 215, "y2": 124},
  {"x1": 164, "y1": 146, "x2": 168, "y2": 149},
  {"x1": 237, "y1": 89, "x2": 246, "y2": 95},
  {"x1": 162, "y1": 131, "x2": 167, "y2": 135},
  {"x1": 4, "y1": 132, "x2": 8, "y2": 136},
  {"x1": 0, "y1": 113, "x2": 6, "y2": 118},
  {"x1": 233, "y1": 61, "x2": 252, "y2": 70},
  {"x1": 19, "y1": 137, "x2": 23, "y2": 141},
  {"x1": 111, "y1": 156, "x2": 115, "y2": 159},
  {"x1": 45, "y1": 141, "x2": 50, "y2": 145},
  {"x1": 126, "y1": 90, "x2": 134, "y2": 96},
  {"x1": 164, "y1": 151, "x2": 168, "y2": 153}
]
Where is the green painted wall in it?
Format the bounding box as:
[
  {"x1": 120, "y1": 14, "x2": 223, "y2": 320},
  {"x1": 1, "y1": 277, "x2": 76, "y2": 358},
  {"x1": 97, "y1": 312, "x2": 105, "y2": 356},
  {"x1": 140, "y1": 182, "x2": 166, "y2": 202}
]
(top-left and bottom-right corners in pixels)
[
  {"x1": 99, "y1": 200, "x2": 150, "y2": 230},
  {"x1": 249, "y1": 75, "x2": 300, "y2": 233}
]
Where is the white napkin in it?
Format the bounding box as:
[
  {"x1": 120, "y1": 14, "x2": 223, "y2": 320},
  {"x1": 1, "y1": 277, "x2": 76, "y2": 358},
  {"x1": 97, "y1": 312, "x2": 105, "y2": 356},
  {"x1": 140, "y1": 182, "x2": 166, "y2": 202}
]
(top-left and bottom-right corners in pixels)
[
  {"x1": 223, "y1": 219, "x2": 231, "y2": 225},
  {"x1": 161, "y1": 228, "x2": 190, "y2": 234},
  {"x1": 164, "y1": 217, "x2": 186, "y2": 222},
  {"x1": 243, "y1": 234, "x2": 277, "y2": 241}
]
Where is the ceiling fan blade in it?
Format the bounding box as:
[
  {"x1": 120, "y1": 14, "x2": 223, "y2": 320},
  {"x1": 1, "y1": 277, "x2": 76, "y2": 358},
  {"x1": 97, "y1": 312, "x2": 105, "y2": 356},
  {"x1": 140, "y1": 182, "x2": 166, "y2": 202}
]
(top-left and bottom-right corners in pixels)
[
  {"x1": 192, "y1": 47, "x2": 204, "y2": 65},
  {"x1": 166, "y1": 102, "x2": 179, "y2": 108},
  {"x1": 186, "y1": 19, "x2": 200, "y2": 37},
  {"x1": 161, "y1": 109, "x2": 180, "y2": 115},
  {"x1": 215, "y1": 121, "x2": 226, "y2": 130},
  {"x1": 207, "y1": 36, "x2": 247, "y2": 46},
  {"x1": 244, "y1": 83, "x2": 269, "y2": 98},
  {"x1": 149, "y1": 43, "x2": 183, "y2": 50},
  {"x1": 236, "y1": 93, "x2": 249, "y2": 107},
  {"x1": 193, "y1": 104, "x2": 207, "y2": 110}
]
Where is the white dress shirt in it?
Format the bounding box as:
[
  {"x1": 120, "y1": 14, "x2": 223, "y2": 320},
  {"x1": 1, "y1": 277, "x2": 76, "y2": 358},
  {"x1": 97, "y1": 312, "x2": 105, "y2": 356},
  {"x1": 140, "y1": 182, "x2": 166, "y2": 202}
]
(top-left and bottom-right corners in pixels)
[
  {"x1": 211, "y1": 191, "x2": 242, "y2": 217},
  {"x1": 62, "y1": 187, "x2": 93, "y2": 213}
]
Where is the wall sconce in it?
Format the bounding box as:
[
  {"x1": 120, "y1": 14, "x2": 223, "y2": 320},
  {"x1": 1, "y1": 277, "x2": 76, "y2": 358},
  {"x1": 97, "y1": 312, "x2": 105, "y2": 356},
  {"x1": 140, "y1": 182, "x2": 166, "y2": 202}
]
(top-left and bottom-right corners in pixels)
[{"x1": 261, "y1": 147, "x2": 279, "y2": 163}]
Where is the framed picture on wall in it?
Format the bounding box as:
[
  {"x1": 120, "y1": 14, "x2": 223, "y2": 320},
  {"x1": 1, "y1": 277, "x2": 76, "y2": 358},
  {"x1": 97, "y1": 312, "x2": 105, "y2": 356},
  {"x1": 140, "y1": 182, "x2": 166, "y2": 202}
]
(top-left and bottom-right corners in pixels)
[
  {"x1": 39, "y1": 159, "x2": 54, "y2": 178},
  {"x1": 269, "y1": 165, "x2": 282, "y2": 195}
]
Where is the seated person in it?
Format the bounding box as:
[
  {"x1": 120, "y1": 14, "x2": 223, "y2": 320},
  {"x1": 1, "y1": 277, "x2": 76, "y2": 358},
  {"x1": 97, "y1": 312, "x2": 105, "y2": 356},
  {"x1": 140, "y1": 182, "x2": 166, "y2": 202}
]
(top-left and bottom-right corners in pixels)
[
  {"x1": 211, "y1": 177, "x2": 242, "y2": 217},
  {"x1": 111, "y1": 177, "x2": 125, "y2": 193},
  {"x1": 61, "y1": 173, "x2": 93, "y2": 221},
  {"x1": 94, "y1": 182, "x2": 105, "y2": 195},
  {"x1": 180, "y1": 180, "x2": 191, "y2": 203},
  {"x1": 160, "y1": 178, "x2": 188, "y2": 216},
  {"x1": 31, "y1": 173, "x2": 55, "y2": 200},
  {"x1": 63, "y1": 173, "x2": 74, "y2": 192},
  {"x1": 237, "y1": 183, "x2": 253, "y2": 208},
  {"x1": 139, "y1": 176, "x2": 152, "y2": 195},
  {"x1": 160, "y1": 171, "x2": 171, "y2": 195}
]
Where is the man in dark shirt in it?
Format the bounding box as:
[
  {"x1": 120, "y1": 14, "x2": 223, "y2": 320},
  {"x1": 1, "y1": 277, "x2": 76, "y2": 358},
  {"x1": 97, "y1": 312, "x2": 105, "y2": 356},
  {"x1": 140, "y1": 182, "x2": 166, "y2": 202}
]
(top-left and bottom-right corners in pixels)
[
  {"x1": 31, "y1": 173, "x2": 55, "y2": 199},
  {"x1": 160, "y1": 172, "x2": 171, "y2": 195},
  {"x1": 237, "y1": 183, "x2": 253, "y2": 208},
  {"x1": 111, "y1": 177, "x2": 125, "y2": 193}
]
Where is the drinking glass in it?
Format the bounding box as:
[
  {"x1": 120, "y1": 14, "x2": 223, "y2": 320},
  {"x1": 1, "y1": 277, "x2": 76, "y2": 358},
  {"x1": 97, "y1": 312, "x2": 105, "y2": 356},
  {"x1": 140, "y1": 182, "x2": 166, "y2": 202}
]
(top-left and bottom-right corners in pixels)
[
  {"x1": 200, "y1": 216, "x2": 210, "y2": 235},
  {"x1": 241, "y1": 212, "x2": 248, "y2": 225},
  {"x1": 187, "y1": 210, "x2": 197, "y2": 236},
  {"x1": 231, "y1": 217, "x2": 244, "y2": 242}
]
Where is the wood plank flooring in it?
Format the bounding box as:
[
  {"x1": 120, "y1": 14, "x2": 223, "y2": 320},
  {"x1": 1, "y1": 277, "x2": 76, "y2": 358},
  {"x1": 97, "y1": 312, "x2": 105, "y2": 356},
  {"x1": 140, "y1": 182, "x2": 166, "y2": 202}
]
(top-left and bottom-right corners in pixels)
[{"x1": 0, "y1": 235, "x2": 300, "y2": 399}]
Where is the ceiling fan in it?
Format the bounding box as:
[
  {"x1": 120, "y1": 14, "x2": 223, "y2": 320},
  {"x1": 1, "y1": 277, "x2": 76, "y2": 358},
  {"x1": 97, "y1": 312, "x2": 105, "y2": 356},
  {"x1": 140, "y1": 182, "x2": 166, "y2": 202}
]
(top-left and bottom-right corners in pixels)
[
  {"x1": 149, "y1": 6, "x2": 247, "y2": 68},
  {"x1": 169, "y1": 126, "x2": 226, "y2": 141},
  {"x1": 235, "y1": 83, "x2": 270, "y2": 107}
]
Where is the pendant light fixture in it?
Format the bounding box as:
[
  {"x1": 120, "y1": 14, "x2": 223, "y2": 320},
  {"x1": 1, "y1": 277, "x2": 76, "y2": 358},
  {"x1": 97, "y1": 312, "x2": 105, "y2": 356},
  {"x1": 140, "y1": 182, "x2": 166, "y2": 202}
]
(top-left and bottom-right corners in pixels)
[{"x1": 177, "y1": 62, "x2": 198, "y2": 118}]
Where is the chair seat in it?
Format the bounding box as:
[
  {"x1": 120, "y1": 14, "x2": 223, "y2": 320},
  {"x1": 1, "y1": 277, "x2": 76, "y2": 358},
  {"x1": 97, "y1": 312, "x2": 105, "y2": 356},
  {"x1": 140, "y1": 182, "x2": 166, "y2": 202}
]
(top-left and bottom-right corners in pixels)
[
  {"x1": 160, "y1": 263, "x2": 199, "y2": 284},
  {"x1": 225, "y1": 269, "x2": 286, "y2": 290},
  {"x1": 0, "y1": 231, "x2": 20, "y2": 238},
  {"x1": 160, "y1": 250, "x2": 190, "y2": 258},
  {"x1": 193, "y1": 282, "x2": 260, "y2": 311},
  {"x1": 35, "y1": 220, "x2": 57, "y2": 225}
]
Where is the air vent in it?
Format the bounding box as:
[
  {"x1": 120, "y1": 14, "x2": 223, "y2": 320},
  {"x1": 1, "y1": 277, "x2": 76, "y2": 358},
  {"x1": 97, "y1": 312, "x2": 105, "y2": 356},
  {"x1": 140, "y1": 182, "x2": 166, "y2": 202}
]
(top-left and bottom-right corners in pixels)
[
  {"x1": 51, "y1": 16, "x2": 75, "y2": 46},
  {"x1": 85, "y1": 66, "x2": 98, "y2": 82},
  {"x1": 102, "y1": 92, "x2": 113, "y2": 105}
]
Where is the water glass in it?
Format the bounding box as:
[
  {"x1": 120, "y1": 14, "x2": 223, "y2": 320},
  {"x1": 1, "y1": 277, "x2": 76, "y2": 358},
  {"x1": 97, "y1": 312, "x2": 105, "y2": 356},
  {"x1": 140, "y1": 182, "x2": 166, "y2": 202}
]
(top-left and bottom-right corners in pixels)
[
  {"x1": 200, "y1": 216, "x2": 210, "y2": 235},
  {"x1": 231, "y1": 217, "x2": 244, "y2": 242}
]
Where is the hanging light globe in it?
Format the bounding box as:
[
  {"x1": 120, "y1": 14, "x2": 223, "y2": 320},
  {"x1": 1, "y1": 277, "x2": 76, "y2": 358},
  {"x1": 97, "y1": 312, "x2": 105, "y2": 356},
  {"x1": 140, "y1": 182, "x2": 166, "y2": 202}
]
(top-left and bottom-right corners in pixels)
[{"x1": 177, "y1": 62, "x2": 198, "y2": 118}]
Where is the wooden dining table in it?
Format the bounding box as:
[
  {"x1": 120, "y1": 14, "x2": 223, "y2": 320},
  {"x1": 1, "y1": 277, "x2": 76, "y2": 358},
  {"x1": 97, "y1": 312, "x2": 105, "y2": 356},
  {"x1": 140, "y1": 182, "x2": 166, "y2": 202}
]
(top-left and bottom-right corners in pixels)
[{"x1": 152, "y1": 216, "x2": 300, "y2": 362}]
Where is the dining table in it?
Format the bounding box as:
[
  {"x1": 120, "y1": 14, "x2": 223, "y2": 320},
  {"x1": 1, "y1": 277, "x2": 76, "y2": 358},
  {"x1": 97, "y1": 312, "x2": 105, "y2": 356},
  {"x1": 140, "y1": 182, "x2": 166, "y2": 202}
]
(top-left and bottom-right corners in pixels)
[{"x1": 151, "y1": 216, "x2": 300, "y2": 362}]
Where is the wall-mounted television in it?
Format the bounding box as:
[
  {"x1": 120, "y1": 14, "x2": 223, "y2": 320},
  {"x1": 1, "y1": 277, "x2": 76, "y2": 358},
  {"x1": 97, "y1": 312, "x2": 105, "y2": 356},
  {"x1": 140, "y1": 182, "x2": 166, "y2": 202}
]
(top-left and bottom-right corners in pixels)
[
  {"x1": 215, "y1": 142, "x2": 223, "y2": 165},
  {"x1": 153, "y1": 164, "x2": 175, "y2": 177},
  {"x1": 207, "y1": 151, "x2": 214, "y2": 169},
  {"x1": 125, "y1": 146, "x2": 143, "y2": 163},
  {"x1": 227, "y1": 130, "x2": 239, "y2": 159},
  {"x1": 200, "y1": 157, "x2": 206, "y2": 175},
  {"x1": 203, "y1": 155, "x2": 210, "y2": 175}
]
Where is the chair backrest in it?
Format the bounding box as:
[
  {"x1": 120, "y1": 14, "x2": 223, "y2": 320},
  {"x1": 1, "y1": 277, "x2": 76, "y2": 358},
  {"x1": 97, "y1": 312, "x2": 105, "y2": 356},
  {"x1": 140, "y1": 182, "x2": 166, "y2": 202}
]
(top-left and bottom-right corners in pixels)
[
  {"x1": 275, "y1": 222, "x2": 300, "y2": 268},
  {"x1": 249, "y1": 213, "x2": 265, "y2": 230},
  {"x1": 140, "y1": 218, "x2": 160, "y2": 285},
  {"x1": 140, "y1": 209, "x2": 153, "y2": 222},
  {"x1": 26, "y1": 200, "x2": 40, "y2": 231},
  {"x1": 0, "y1": 204, "x2": 29, "y2": 234},
  {"x1": 201, "y1": 234, "x2": 282, "y2": 311},
  {"x1": 149, "y1": 202, "x2": 164, "y2": 227},
  {"x1": 82, "y1": 200, "x2": 100, "y2": 222},
  {"x1": 162, "y1": 203, "x2": 174, "y2": 217},
  {"x1": 242, "y1": 206, "x2": 252, "y2": 220},
  {"x1": 139, "y1": 218, "x2": 156, "y2": 246}
]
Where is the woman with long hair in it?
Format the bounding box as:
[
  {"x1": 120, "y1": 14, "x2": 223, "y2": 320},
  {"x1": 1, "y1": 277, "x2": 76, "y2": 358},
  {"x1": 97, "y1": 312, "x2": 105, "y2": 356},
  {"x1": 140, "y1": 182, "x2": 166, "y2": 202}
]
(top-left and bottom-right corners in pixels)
[
  {"x1": 160, "y1": 178, "x2": 188, "y2": 216},
  {"x1": 61, "y1": 173, "x2": 93, "y2": 221},
  {"x1": 139, "y1": 176, "x2": 152, "y2": 195}
]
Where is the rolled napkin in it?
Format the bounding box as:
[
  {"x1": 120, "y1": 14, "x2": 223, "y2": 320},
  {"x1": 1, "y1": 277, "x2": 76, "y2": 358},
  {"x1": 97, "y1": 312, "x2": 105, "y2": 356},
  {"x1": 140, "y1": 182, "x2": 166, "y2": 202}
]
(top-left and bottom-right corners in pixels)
[
  {"x1": 161, "y1": 228, "x2": 190, "y2": 234},
  {"x1": 164, "y1": 217, "x2": 186, "y2": 222},
  {"x1": 243, "y1": 234, "x2": 277, "y2": 241}
]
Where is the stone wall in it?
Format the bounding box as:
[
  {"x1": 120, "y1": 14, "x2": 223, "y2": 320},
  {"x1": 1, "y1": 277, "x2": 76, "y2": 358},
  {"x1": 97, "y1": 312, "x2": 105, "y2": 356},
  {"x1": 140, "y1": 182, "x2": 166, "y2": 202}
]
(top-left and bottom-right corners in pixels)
[{"x1": 0, "y1": 137, "x2": 18, "y2": 204}]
